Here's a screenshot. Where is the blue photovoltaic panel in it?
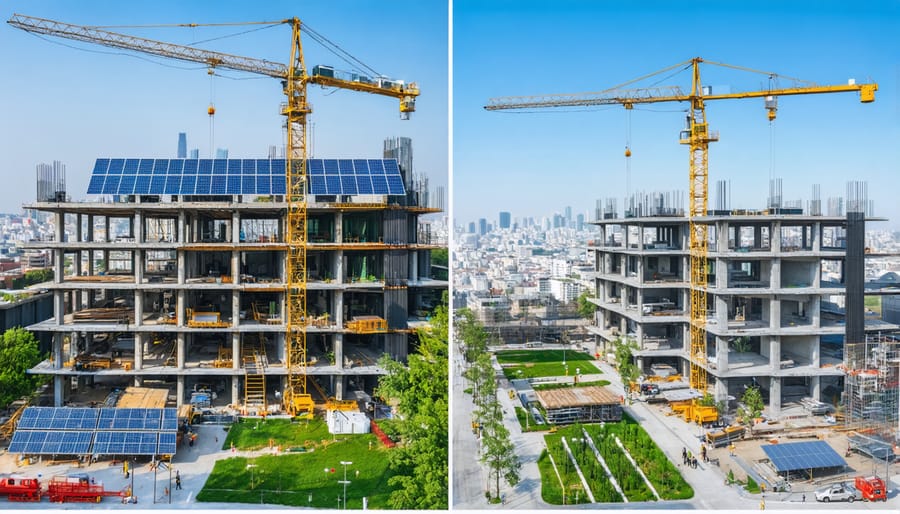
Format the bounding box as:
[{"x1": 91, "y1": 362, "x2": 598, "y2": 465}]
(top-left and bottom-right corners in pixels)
[
  {"x1": 93, "y1": 159, "x2": 110, "y2": 174},
  {"x1": 309, "y1": 159, "x2": 325, "y2": 175},
  {"x1": 153, "y1": 159, "x2": 169, "y2": 174},
  {"x1": 310, "y1": 176, "x2": 327, "y2": 194},
  {"x1": 8, "y1": 430, "x2": 93, "y2": 454},
  {"x1": 8, "y1": 430, "x2": 44, "y2": 453},
  {"x1": 356, "y1": 176, "x2": 373, "y2": 194},
  {"x1": 149, "y1": 175, "x2": 166, "y2": 194},
  {"x1": 134, "y1": 176, "x2": 152, "y2": 195},
  {"x1": 101, "y1": 175, "x2": 121, "y2": 194},
  {"x1": 210, "y1": 175, "x2": 227, "y2": 195},
  {"x1": 87, "y1": 175, "x2": 105, "y2": 194},
  {"x1": 158, "y1": 432, "x2": 177, "y2": 455},
  {"x1": 85, "y1": 158, "x2": 405, "y2": 196},
  {"x1": 138, "y1": 159, "x2": 153, "y2": 174},
  {"x1": 108, "y1": 159, "x2": 125, "y2": 174},
  {"x1": 123, "y1": 159, "x2": 139, "y2": 174},
  {"x1": 341, "y1": 175, "x2": 358, "y2": 195},
  {"x1": 93, "y1": 431, "x2": 159, "y2": 455},
  {"x1": 98, "y1": 408, "x2": 162, "y2": 431},
  {"x1": 762, "y1": 441, "x2": 846, "y2": 472},
  {"x1": 161, "y1": 408, "x2": 178, "y2": 431},
  {"x1": 119, "y1": 175, "x2": 137, "y2": 195}
]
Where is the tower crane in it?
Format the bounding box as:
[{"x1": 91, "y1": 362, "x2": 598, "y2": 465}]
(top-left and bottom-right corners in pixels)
[
  {"x1": 9, "y1": 13, "x2": 419, "y2": 417},
  {"x1": 487, "y1": 57, "x2": 876, "y2": 417}
]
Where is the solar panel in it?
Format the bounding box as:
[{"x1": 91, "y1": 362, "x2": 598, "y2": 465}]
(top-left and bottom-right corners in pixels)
[
  {"x1": 762, "y1": 441, "x2": 846, "y2": 472},
  {"x1": 85, "y1": 158, "x2": 406, "y2": 196},
  {"x1": 158, "y1": 433, "x2": 177, "y2": 455},
  {"x1": 8, "y1": 430, "x2": 93, "y2": 455},
  {"x1": 93, "y1": 431, "x2": 160, "y2": 455},
  {"x1": 161, "y1": 408, "x2": 178, "y2": 431}
]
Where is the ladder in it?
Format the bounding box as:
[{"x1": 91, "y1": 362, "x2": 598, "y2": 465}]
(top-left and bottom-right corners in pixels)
[{"x1": 243, "y1": 352, "x2": 266, "y2": 413}]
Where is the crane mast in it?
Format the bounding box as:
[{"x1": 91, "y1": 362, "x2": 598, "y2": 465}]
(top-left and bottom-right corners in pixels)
[
  {"x1": 487, "y1": 57, "x2": 876, "y2": 408},
  {"x1": 10, "y1": 13, "x2": 418, "y2": 417}
]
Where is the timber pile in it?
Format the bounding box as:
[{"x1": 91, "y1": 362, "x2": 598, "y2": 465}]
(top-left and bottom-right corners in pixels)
[
  {"x1": 67, "y1": 275, "x2": 134, "y2": 283},
  {"x1": 73, "y1": 307, "x2": 134, "y2": 323},
  {"x1": 116, "y1": 387, "x2": 168, "y2": 408}
]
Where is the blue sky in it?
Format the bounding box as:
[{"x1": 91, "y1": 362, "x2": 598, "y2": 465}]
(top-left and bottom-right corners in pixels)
[
  {"x1": 0, "y1": 0, "x2": 447, "y2": 210},
  {"x1": 454, "y1": 1, "x2": 900, "y2": 229}
]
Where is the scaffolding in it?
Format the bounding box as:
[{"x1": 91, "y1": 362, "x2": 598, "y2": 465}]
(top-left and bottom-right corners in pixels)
[{"x1": 843, "y1": 335, "x2": 900, "y2": 445}]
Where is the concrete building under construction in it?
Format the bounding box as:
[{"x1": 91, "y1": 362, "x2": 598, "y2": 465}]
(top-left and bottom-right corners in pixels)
[
  {"x1": 587, "y1": 184, "x2": 900, "y2": 426},
  {"x1": 23, "y1": 142, "x2": 446, "y2": 412}
]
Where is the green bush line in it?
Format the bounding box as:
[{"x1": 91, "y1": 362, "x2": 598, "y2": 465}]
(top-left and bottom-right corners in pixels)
[{"x1": 496, "y1": 350, "x2": 596, "y2": 364}]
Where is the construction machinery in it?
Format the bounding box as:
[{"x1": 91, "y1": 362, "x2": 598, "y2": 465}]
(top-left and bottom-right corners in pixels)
[
  {"x1": 487, "y1": 58, "x2": 876, "y2": 422},
  {"x1": 0, "y1": 476, "x2": 42, "y2": 502},
  {"x1": 46, "y1": 474, "x2": 125, "y2": 503},
  {"x1": 9, "y1": 14, "x2": 418, "y2": 417}
]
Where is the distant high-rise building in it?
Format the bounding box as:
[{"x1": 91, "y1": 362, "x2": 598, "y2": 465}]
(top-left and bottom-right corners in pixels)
[
  {"x1": 189, "y1": 149, "x2": 199, "y2": 159},
  {"x1": 177, "y1": 132, "x2": 187, "y2": 158},
  {"x1": 215, "y1": 148, "x2": 229, "y2": 159},
  {"x1": 576, "y1": 213, "x2": 585, "y2": 231},
  {"x1": 36, "y1": 161, "x2": 66, "y2": 202},
  {"x1": 468, "y1": 222, "x2": 476, "y2": 233},
  {"x1": 565, "y1": 205, "x2": 572, "y2": 224},
  {"x1": 268, "y1": 145, "x2": 277, "y2": 159},
  {"x1": 435, "y1": 186, "x2": 445, "y2": 211},
  {"x1": 499, "y1": 211, "x2": 511, "y2": 229},
  {"x1": 478, "y1": 218, "x2": 487, "y2": 236}
]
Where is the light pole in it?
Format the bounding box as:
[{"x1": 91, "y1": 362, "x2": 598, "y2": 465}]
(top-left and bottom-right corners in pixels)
[
  {"x1": 247, "y1": 463, "x2": 257, "y2": 490},
  {"x1": 339, "y1": 461, "x2": 352, "y2": 509}
]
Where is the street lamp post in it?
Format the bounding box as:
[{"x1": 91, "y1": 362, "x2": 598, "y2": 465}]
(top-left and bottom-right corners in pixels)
[
  {"x1": 247, "y1": 463, "x2": 257, "y2": 490},
  {"x1": 339, "y1": 461, "x2": 353, "y2": 509}
]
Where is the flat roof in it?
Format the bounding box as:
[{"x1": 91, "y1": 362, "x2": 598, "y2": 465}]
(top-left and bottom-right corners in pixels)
[{"x1": 535, "y1": 385, "x2": 621, "y2": 410}]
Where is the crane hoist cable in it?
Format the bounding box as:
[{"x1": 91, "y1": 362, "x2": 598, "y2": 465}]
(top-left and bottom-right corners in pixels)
[
  {"x1": 625, "y1": 106, "x2": 633, "y2": 213},
  {"x1": 208, "y1": 67, "x2": 216, "y2": 158}
]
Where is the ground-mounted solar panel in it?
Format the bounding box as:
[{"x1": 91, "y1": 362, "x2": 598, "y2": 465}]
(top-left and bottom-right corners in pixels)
[
  {"x1": 353, "y1": 159, "x2": 369, "y2": 173},
  {"x1": 762, "y1": 441, "x2": 845, "y2": 472},
  {"x1": 199, "y1": 159, "x2": 213, "y2": 174},
  {"x1": 158, "y1": 433, "x2": 177, "y2": 455},
  {"x1": 271, "y1": 159, "x2": 285, "y2": 175},
  {"x1": 168, "y1": 159, "x2": 184, "y2": 174},
  {"x1": 242, "y1": 159, "x2": 256, "y2": 175},
  {"x1": 257, "y1": 159, "x2": 271, "y2": 174},
  {"x1": 153, "y1": 159, "x2": 169, "y2": 174},
  {"x1": 183, "y1": 159, "x2": 199, "y2": 174},
  {"x1": 227, "y1": 160, "x2": 241, "y2": 175},
  {"x1": 309, "y1": 159, "x2": 325, "y2": 175},
  {"x1": 123, "y1": 159, "x2": 139, "y2": 174},
  {"x1": 8, "y1": 430, "x2": 48, "y2": 453},
  {"x1": 108, "y1": 159, "x2": 125, "y2": 174},
  {"x1": 324, "y1": 159, "x2": 339, "y2": 174},
  {"x1": 338, "y1": 159, "x2": 354, "y2": 174},
  {"x1": 161, "y1": 408, "x2": 178, "y2": 431},
  {"x1": 93, "y1": 431, "x2": 160, "y2": 455}
]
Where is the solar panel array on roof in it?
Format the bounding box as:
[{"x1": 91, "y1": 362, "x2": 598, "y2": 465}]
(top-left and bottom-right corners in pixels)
[
  {"x1": 9, "y1": 407, "x2": 179, "y2": 456},
  {"x1": 85, "y1": 158, "x2": 406, "y2": 196},
  {"x1": 761, "y1": 441, "x2": 847, "y2": 472}
]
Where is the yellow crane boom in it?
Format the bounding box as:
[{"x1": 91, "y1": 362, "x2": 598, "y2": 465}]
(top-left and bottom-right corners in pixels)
[
  {"x1": 487, "y1": 57, "x2": 876, "y2": 401},
  {"x1": 10, "y1": 12, "x2": 419, "y2": 417}
]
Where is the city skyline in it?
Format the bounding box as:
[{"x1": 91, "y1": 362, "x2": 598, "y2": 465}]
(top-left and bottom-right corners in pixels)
[{"x1": 453, "y1": 1, "x2": 900, "y2": 228}]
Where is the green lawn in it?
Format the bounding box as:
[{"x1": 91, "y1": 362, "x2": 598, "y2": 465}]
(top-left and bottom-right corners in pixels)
[
  {"x1": 533, "y1": 380, "x2": 611, "y2": 391},
  {"x1": 514, "y1": 406, "x2": 548, "y2": 432},
  {"x1": 497, "y1": 349, "x2": 601, "y2": 379},
  {"x1": 201, "y1": 418, "x2": 397, "y2": 508}
]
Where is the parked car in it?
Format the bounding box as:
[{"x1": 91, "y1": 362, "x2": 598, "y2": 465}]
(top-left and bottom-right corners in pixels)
[{"x1": 815, "y1": 482, "x2": 861, "y2": 503}]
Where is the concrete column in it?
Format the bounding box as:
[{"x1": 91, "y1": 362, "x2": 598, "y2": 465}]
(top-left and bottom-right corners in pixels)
[
  {"x1": 75, "y1": 250, "x2": 83, "y2": 276},
  {"x1": 334, "y1": 250, "x2": 344, "y2": 284},
  {"x1": 135, "y1": 250, "x2": 144, "y2": 284},
  {"x1": 232, "y1": 211, "x2": 240, "y2": 243},
  {"x1": 54, "y1": 375, "x2": 65, "y2": 406},
  {"x1": 810, "y1": 376, "x2": 821, "y2": 401},
  {"x1": 135, "y1": 292, "x2": 143, "y2": 327},
  {"x1": 177, "y1": 290, "x2": 185, "y2": 326},
  {"x1": 769, "y1": 297, "x2": 780, "y2": 329},
  {"x1": 334, "y1": 291, "x2": 344, "y2": 327},
  {"x1": 769, "y1": 376, "x2": 781, "y2": 417},
  {"x1": 716, "y1": 259, "x2": 727, "y2": 289},
  {"x1": 54, "y1": 249, "x2": 65, "y2": 284},
  {"x1": 54, "y1": 291, "x2": 65, "y2": 325},
  {"x1": 176, "y1": 376, "x2": 184, "y2": 408},
  {"x1": 232, "y1": 333, "x2": 241, "y2": 370},
  {"x1": 754, "y1": 225, "x2": 762, "y2": 249},
  {"x1": 810, "y1": 337, "x2": 820, "y2": 367},
  {"x1": 87, "y1": 214, "x2": 94, "y2": 242},
  {"x1": 55, "y1": 211, "x2": 64, "y2": 244},
  {"x1": 770, "y1": 259, "x2": 781, "y2": 289},
  {"x1": 54, "y1": 333, "x2": 64, "y2": 369},
  {"x1": 715, "y1": 376, "x2": 728, "y2": 402},
  {"x1": 76, "y1": 213, "x2": 83, "y2": 242},
  {"x1": 134, "y1": 210, "x2": 142, "y2": 243},
  {"x1": 810, "y1": 296, "x2": 821, "y2": 327},
  {"x1": 104, "y1": 216, "x2": 110, "y2": 242},
  {"x1": 811, "y1": 222, "x2": 820, "y2": 252},
  {"x1": 134, "y1": 333, "x2": 143, "y2": 370},
  {"x1": 177, "y1": 334, "x2": 185, "y2": 369},
  {"x1": 768, "y1": 335, "x2": 780, "y2": 369},
  {"x1": 410, "y1": 250, "x2": 419, "y2": 282},
  {"x1": 177, "y1": 252, "x2": 185, "y2": 284},
  {"x1": 133, "y1": 376, "x2": 143, "y2": 387},
  {"x1": 636, "y1": 257, "x2": 644, "y2": 283},
  {"x1": 716, "y1": 336, "x2": 729, "y2": 373},
  {"x1": 232, "y1": 377, "x2": 240, "y2": 406},
  {"x1": 335, "y1": 212, "x2": 343, "y2": 243},
  {"x1": 334, "y1": 375, "x2": 345, "y2": 401},
  {"x1": 231, "y1": 250, "x2": 239, "y2": 284},
  {"x1": 178, "y1": 211, "x2": 186, "y2": 243},
  {"x1": 334, "y1": 333, "x2": 344, "y2": 370},
  {"x1": 716, "y1": 296, "x2": 728, "y2": 327}
]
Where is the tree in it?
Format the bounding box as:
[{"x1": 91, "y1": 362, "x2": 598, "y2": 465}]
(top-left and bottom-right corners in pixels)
[
  {"x1": 376, "y1": 293, "x2": 448, "y2": 509},
  {"x1": 430, "y1": 248, "x2": 448, "y2": 280},
  {"x1": 479, "y1": 401, "x2": 520, "y2": 501},
  {"x1": 738, "y1": 385, "x2": 764, "y2": 425},
  {"x1": 576, "y1": 291, "x2": 597, "y2": 320},
  {"x1": 464, "y1": 353, "x2": 496, "y2": 410},
  {"x1": 0, "y1": 328, "x2": 45, "y2": 408},
  {"x1": 455, "y1": 308, "x2": 488, "y2": 362},
  {"x1": 613, "y1": 337, "x2": 640, "y2": 392}
]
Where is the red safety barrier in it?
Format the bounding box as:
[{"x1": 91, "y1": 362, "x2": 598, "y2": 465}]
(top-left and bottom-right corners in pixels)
[{"x1": 370, "y1": 420, "x2": 396, "y2": 448}]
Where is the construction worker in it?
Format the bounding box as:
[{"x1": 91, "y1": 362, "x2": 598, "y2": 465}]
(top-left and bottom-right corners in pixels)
[{"x1": 175, "y1": 475, "x2": 182, "y2": 490}]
